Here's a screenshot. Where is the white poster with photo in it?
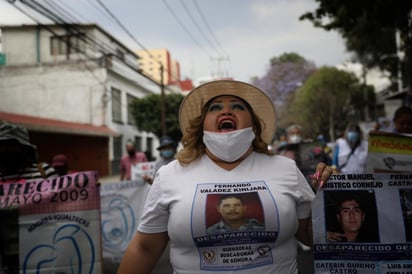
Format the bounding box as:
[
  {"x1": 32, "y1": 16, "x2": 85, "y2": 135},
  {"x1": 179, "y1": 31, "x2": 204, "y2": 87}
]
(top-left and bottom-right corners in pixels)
[
  {"x1": 131, "y1": 161, "x2": 156, "y2": 181},
  {"x1": 312, "y1": 173, "x2": 412, "y2": 274},
  {"x1": 367, "y1": 131, "x2": 412, "y2": 173}
]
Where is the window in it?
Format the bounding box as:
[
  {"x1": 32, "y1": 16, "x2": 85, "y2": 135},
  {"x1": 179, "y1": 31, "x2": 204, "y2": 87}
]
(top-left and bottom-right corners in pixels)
[
  {"x1": 113, "y1": 136, "x2": 122, "y2": 160},
  {"x1": 134, "y1": 136, "x2": 142, "y2": 152},
  {"x1": 111, "y1": 87, "x2": 122, "y2": 123},
  {"x1": 127, "y1": 94, "x2": 137, "y2": 125},
  {"x1": 50, "y1": 34, "x2": 85, "y2": 55},
  {"x1": 116, "y1": 49, "x2": 125, "y2": 61},
  {"x1": 146, "y1": 137, "x2": 153, "y2": 160}
]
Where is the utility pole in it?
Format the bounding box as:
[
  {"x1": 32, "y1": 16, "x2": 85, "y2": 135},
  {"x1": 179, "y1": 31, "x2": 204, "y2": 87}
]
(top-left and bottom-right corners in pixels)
[{"x1": 210, "y1": 56, "x2": 229, "y2": 78}]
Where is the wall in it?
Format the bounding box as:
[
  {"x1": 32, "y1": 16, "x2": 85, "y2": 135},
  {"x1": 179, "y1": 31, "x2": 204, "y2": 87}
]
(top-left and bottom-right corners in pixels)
[
  {"x1": 31, "y1": 131, "x2": 110, "y2": 177},
  {"x1": 0, "y1": 62, "x2": 107, "y2": 126}
]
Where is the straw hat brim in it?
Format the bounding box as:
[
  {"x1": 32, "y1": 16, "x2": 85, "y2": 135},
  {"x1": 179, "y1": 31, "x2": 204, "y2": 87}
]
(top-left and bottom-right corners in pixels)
[{"x1": 179, "y1": 80, "x2": 276, "y2": 144}]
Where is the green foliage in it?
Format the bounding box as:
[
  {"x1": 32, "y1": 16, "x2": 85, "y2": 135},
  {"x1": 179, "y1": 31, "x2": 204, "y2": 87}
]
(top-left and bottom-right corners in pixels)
[
  {"x1": 300, "y1": 1, "x2": 412, "y2": 88},
  {"x1": 271, "y1": 52, "x2": 307, "y2": 65},
  {"x1": 291, "y1": 67, "x2": 364, "y2": 140},
  {"x1": 130, "y1": 93, "x2": 185, "y2": 142}
]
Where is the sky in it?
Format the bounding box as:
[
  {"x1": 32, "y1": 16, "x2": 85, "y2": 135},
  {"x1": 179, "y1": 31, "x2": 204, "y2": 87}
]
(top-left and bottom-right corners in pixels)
[{"x1": 0, "y1": 0, "x2": 352, "y2": 84}]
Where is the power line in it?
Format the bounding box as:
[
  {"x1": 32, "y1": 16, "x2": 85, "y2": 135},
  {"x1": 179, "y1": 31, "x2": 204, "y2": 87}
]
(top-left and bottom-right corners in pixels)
[
  {"x1": 178, "y1": 0, "x2": 221, "y2": 57},
  {"x1": 95, "y1": 0, "x2": 164, "y2": 69},
  {"x1": 84, "y1": 0, "x2": 118, "y2": 25},
  {"x1": 6, "y1": 0, "x2": 175, "y2": 125},
  {"x1": 6, "y1": 1, "x2": 106, "y2": 87},
  {"x1": 17, "y1": 0, "x2": 103, "y2": 50},
  {"x1": 96, "y1": 0, "x2": 171, "y2": 136},
  {"x1": 95, "y1": 0, "x2": 179, "y2": 86},
  {"x1": 44, "y1": 0, "x2": 79, "y2": 23},
  {"x1": 192, "y1": 0, "x2": 228, "y2": 58},
  {"x1": 53, "y1": 0, "x2": 90, "y2": 23},
  {"x1": 161, "y1": 0, "x2": 212, "y2": 58},
  {"x1": 192, "y1": 0, "x2": 232, "y2": 77}
]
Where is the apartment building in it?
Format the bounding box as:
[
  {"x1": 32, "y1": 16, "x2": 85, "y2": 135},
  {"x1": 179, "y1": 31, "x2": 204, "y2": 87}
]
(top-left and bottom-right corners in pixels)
[{"x1": 136, "y1": 48, "x2": 181, "y2": 85}]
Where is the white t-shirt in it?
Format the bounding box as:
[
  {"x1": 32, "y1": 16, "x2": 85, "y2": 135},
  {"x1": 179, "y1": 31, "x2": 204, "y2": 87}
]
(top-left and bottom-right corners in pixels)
[
  {"x1": 138, "y1": 152, "x2": 315, "y2": 274},
  {"x1": 335, "y1": 138, "x2": 368, "y2": 174}
]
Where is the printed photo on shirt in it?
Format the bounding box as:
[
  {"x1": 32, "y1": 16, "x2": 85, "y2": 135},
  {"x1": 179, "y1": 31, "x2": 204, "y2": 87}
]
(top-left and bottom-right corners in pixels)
[{"x1": 205, "y1": 192, "x2": 265, "y2": 235}]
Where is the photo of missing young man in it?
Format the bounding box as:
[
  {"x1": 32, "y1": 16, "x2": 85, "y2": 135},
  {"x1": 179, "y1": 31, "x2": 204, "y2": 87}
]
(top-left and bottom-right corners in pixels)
[{"x1": 323, "y1": 190, "x2": 380, "y2": 243}]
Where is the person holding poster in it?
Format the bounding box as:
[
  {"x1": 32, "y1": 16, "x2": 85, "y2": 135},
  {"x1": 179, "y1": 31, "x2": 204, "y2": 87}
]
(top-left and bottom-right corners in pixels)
[
  {"x1": 332, "y1": 123, "x2": 368, "y2": 174},
  {"x1": 143, "y1": 136, "x2": 178, "y2": 184},
  {"x1": 119, "y1": 140, "x2": 148, "y2": 181},
  {"x1": 117, "y1": 80, "x2": 333, "y2": 273},
  {"x1": 392, "y1": 106, "x2": 412, "y2": 134}
]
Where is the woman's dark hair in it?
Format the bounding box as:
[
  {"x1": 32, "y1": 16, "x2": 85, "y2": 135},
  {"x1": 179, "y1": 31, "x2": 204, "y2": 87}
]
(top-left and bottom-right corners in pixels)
[{"x1": 393, "y1": 106, "x2": 412, "y2": 122}]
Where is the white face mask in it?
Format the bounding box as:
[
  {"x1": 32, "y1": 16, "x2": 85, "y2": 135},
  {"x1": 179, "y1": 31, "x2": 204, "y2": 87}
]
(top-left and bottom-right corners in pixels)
[
  {"x1": 289, "y1": 134, "x2": 302, "y2": 144},
  {"x1": 203, "y1": 127, "x2": 255, "y2": 162}
]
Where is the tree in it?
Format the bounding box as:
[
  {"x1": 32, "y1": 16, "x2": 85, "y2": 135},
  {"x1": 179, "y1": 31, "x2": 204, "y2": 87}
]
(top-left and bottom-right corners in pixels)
[
  {"x1": 130, "y1": 93, "x2": 185, "y2": 142},
  {"x1": 253, "y1": 52, "x2": 316, "y2": 107},
  {"x1": 291, "y1": 67, "x2": 366, "y2": 141},
  {"x1": 300, "y1": 0, "x2": 412, "y2": 90}
]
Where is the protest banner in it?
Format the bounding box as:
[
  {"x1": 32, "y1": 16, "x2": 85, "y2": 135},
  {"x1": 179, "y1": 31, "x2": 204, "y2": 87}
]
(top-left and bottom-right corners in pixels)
[
  {"x1": 0, "y1": 171, "x2": 102, "y2": 273},
  {"x1": 367, "y1": 131, "x2": 412, "y2": 173},
  {"x1": 100, "y1": 180, "x2": 150, "y2": 264},
  {"x1": 100, "y1": 179, "x2": 172, "y2": 274},
  {"x1": 131, "y1": 161, "x2": 156, "y2": 181},
  {"x1": 312, "y1": 173, "x2": 412, "y2": 274}
]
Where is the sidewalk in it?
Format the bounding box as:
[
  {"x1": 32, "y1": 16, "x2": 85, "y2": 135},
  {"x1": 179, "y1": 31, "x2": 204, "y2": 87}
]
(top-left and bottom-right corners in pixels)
[{"x1": 98, "y1": 174, "x2": 120, "y2": 184}]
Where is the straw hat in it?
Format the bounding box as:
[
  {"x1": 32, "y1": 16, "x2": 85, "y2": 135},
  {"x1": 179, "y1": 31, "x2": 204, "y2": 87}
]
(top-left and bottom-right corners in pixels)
[{"x1": 179, "y1": 80, "x2": 276, "y2": 144}]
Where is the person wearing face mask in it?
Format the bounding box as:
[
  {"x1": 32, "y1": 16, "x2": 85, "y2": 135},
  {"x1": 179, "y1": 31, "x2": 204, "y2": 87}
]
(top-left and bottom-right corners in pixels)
[
  {"x1": 278, "y1": 124, "x2": 303, "y2": 166},
  {"x1": 287, "y1": 124, "x2": 303, "y2": 144},
  {"x1": 144, "y1": 136, "x2": 178, "y2": 185},
  {"x1": 154, "y1": 136, "x2": 177, "y2": 172},
  {"x1": 332, "y1": 124, "x2": 368, "y2": 174},
  {"x1": 119, "y1": 140, "x2": 148, "y2": 181},
  {"x1": 117, "y1": 80, "x2": 334, "y2": 274}
]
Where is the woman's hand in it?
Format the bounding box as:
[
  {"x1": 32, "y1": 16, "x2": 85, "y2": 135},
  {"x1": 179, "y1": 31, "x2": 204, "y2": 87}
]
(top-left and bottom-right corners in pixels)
[{"x1": 311, "y1": 162, "x2": 333, "y2": 191}]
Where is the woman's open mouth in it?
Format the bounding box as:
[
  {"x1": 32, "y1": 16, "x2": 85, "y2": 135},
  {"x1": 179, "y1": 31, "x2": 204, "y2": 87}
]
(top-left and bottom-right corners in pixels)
[{"x1": 218, "y1": 118, "x2": 236, "y2": 132}]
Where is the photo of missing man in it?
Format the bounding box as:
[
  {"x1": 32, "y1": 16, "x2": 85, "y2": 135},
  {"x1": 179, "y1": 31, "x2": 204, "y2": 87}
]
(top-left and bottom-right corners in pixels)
[
  {"x1": 324, "y1": 190, "x2": 380, "y2": 243},
  {"x1": 205, "y1": 192, "x2": 265, "y2": 235}
]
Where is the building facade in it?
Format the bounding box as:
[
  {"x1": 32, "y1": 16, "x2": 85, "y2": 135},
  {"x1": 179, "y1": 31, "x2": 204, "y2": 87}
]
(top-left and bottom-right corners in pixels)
[
  {"x1": 0, "y1": 23, "x2": 160, "y2": 177},
  {"x1": 136, "y1": 48, "x2": 180, "y2": 85}
]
